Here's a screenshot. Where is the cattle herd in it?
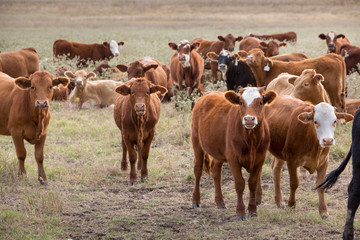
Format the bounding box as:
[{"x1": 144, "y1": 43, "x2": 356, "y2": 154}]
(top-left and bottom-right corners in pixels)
[{"x1": 0, "y1": 30, "x2": 360, "y2": 239}]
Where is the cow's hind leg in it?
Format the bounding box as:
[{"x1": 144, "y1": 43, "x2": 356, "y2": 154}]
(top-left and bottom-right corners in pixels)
[
  {"x1": 271, "y1": 157, "x2": 286, "y2": 208},
  {"x1": 121, "y1": 135, "x2": 128, "y2": 171},
  {"x1": 212, "y1": 160, "x2": 226, "y2": 209},
  {"x1": 343, "y1": 177, "x2": 360, "y2": 240},
  {"x1": 287, "y1": 161, "x2": 299, "y2": 210},
  {"x1": 192, "y1": 135, "x2": 205, "y2": 208}
]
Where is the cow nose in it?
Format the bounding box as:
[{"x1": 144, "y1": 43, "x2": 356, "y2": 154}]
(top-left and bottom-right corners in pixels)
[
  {"x1": 114, "y1": 53, "x2": 120, "y2": 57},
  {"x1": 228, "y1": 47, "x2": 234, "y2": 52},
  {"x1": 243, "y1": 115, "x2": 257, "y2": 129},
  {"x1": 246, "y1": 55, "x2": 253, "y2": 62},
  {"x1": 328, "y1": 43, "x2": 335, "y2": 49},
  {"x1": 76, "y1": 80, "x2": 83, "y2": 86},
  {"x1": 322, "y1": 138, "x2": 334, "y2": 146},
  {"x1": 135, "y1": 103, "x2": 146, "y2": 115},
  {"x1": 35, "y1": 100, "x2": 49, "y2": 109},
  {"x1": 218, "y1": 64, "x2": 227, "y2": 70},
  {"x1": 178, "y1": 55, "x2": 186, "y2": 62}
]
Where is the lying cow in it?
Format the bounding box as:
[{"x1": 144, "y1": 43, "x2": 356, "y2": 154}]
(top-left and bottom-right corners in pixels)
[
  {"x1": 0, "y1": 71, "x2": 69, "y2": 185},
  {"x1": 316, "y1": 109, "x2": 359, "y2": 240},
  {"x1": 53, "y1": 39, "x2": 125, "y2": 66},
  {"x1": 0, "y1": 48, "x2": 39, "y2": 78},
  {"x1": 114, "y1": 78, "x2": 167, "y2": 184},
  {"x1": 116, "y1": 56, "x2": 174, "y2": 101},
  {"x1": 192, "y1": 87, "x2": 277, "y2": 220},
  {"x1": 266, "y1": 96, "x2": 353, "y2": 218},
  {"x1": 270, "y1": 52, "x2": 308, "y2": 62},
  {"x1": 249, "y1": 31, "x2": 297, "y2": 43},
  {"x1": 239, "y1": 36, "x2": 287, "y2": 57},
  {"x1": 65, "y1": 70, "x2": 122, "y2": 109},
  {"x1": 207, "y1": 50, "x2": 256, "y2": 90},
  {"x1": 318, "y1": 31, "x2": 350, "y2": 54},
  {"x1": 243, "y1": 48, "x2": 347, "y2": 112},
  {"x1": 340, "y1": 44, "x2": 360, "y2": 75}
]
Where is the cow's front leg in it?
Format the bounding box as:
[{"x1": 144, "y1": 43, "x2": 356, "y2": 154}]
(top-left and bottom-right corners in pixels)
[
  {"x1": 140, "y1": 132, "x2": 154, "y2": 181},
  {"x1": 35, "y1": 135, "x2": 47, "y2": 185},
  {"x1": 12, "y1": 132, "x2": 27, "y2": 177},
  {"x1": 212, "y1": 160, "x2": 226, "y2": 208},
  {"x1": 125, "y1": 140, "x2": 137, "y2": 185},
  {"x1": 228, "y1": 159, "x2": 246, "y2": 220},
  {"x1": 287, "y1": 161, "x2": 299, "y2": 210},
  {"x1": 248, "y1": 163, "x2": 264, "y2": 217},
  {"x1": 316, "y1": 158, "x2": 329, "y2": 218}
]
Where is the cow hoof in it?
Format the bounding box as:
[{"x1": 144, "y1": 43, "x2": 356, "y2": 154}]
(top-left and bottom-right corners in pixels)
[
  {"x1": 141, "y1": 178, "x2": 145, "y2": 183},
  {"x1": 237, "y1": 216, "x2": 247, "y2": 221},
  {"x1": 192, "y1": 203, "x2": 201, "y2": 208},
  {"x1": 278, "y1": 204, "x2": 286, "y2": 209},
  {"x1": 38, "y1": 177, "x2": 48, "y2": 186},
  {"x1": 249, "y1": 213, "x2": 257, "y2": 218},
  {"x1": 321, "y1": 215, "x2": 328, "y2": 220},
  {"x1": 256, "y1": 200, "x2": 262, "y2": 206},
  {"x1": 218, "y1": 206, "x2": 227, "y2": 209},
  {"x1": 128, "y1": 182, "x2": 136, "y2": 186}
]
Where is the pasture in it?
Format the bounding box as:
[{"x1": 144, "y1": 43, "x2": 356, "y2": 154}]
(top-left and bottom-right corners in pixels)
[{"x1": 1, "y1": 0, "x2": 360, "y2": 239}]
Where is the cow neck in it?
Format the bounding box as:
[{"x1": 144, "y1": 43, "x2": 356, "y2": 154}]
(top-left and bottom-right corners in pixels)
[
  {"x1": 74, "y1": 86, "x2": 85, "y2": 104},
  {"x1": 249, "y1": 65, "x2": 268, "y2": 87}
]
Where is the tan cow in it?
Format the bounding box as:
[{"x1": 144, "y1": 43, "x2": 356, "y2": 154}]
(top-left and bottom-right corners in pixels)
[
  {"x1": 0, "y1": 48, "x2": 39, "y2": 78},
  {"x1": 249, "y1": 32, "x2": 297, "y2": 43},
  {"x1": 243, "y1": 48, "x2": 346, "y2": 112},
  {"x1": 0, "y1": 71, "x2": 69, "y2": 185},
  {"x1": 114, "y1": 78, "x2": 167, "y2": 184},
  {"x1": 239, "y1": 36, "x2": 287, "y2": 57},
  {"x1": 65, "y1": 70, "x2": 122, "y2": 109},
  {"x1": 318, "y1": 31, "x2": 350, "y2": 54}
]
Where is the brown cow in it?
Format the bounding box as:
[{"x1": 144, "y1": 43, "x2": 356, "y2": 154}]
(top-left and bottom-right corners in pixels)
[
  {"x1": 249, "y1": 31, "x2": 297, "y2": 43},
  {"x1": 0, "y1": 71, "x2": 69, "y2": 185},
  {"x1": 53, "y1": 39, "x2": 125, "y2": 66},
  {"x1": 340, "y1": 44, "x2": 360, "y2": 75},
  {"x1": 270, "y1": 52, "x2": 308, "y2": 62},
  {"x1": 192, "y1": 34, "x2": 243, "y2": 81},
  {"x1": 265, "y1": 96, "x2": 353, "y2": 217},
  {"x1": 0, "y1": 48, "x2": 39, "y2": 78},
  {"x1": 52, "y1": 65, "x2": 76, "y2": 101},
  {"x1": 116, "y1": 56, "x2": 174, "y2": 101},
  {"x1": 345, "y1": 99, "x2": 360, "y2": 116},
  {"x1": 168, "y1": 40, "x2": 204, "y2": 96},
  {"x1": 191, "y1": 88, "x2": 277, "y2": 220},
  {"x1": 114, "y1": 78, "x2": 167, "y2": 184},
  {"x1": 266, "y1": 69, "x2": 330, "y2": 105},
  {"x1": 243, "y1": 48, "x2": 346, "y2": 112},
  {"x1": 239, "y1": 36, "x2": 287, "y2": 57},
  {"x1": 318, "y1": 31, "x2": 350, "y2": 54}
]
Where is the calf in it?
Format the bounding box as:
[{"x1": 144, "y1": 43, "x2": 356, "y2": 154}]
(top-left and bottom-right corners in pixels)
[
  {"x1": 0, "y1": 48, "x2": 39, "y2": 78},
  {"x1": 52, "y1": 65, "x2": 75, "y2": 101},
  {"x1": 0, "y1": 71, "x2": 69, "y2": 185},
  {"x1": 318, "y1": 31, "x2": 350, "y2": 54},
  {"x1": 340, "y1": 44, "x2": 360, "y2": 75},
  {"x1": 317, "y1": 109, "x2": 360, "y2": 240},
  {"x1": 239, "y1": 37, "x2": 287, "y2": 57},
  {"x1": 243, "y1": 48, "x2": 347, "y2": 112},
  {"x1": 168, "y1": 40, "x2": 204, "y2": 96},
  {"x1": 65, "y1": 70, "x2": 122, "y2": 109},
  {"x1": 192, "y1": 88, "x2": 277, "y2": 220},
  {"x1": 270, "y1": 52, "x2": 308, "y2": 62},
  {"x1": 192, "y1": 34, "x2": 243, "y2": 81},
  {"x1": 207, "y1": 50, "x2": 256, "y2": 90},
  {"x1": 249, "y1": 31, "x2": 297, "y2": 43},
  {"x1": 114, "y1": 78, "x2": 167, "y2": 184},
  {"x1": 266, "y1": 96, "x2": 353, "y2": 217}
]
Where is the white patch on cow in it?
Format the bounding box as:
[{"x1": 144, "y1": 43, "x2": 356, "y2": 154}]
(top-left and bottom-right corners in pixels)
[
  {"x1": 182, "y1": 80, "x2": 186, "y2": 87},
  {"x1": 220, "y1": 70, "x2": 227, "y2": 81},
  {"x1": 220, "y1": 50, "x2": 230, "y2": 56},
  {"x1": 180, "y1": 40, "x2": 190, "y2": 45},
  {"x1": 109, "y1": 40, "x2": 120, "y2": 57},
  {"x1": 179, "y1": 53, "x2": 191, "y2": 68},
  {"x1": 328, "y1": 32, "x2": 335, "y2": 41},
  {"x1": 313, "y1": 102, "x2": 337, "y2": 148},
  {"x1": 192, "y1": 81, "x2": 198, "y2": 88},
  {"x1": 241, "y1": 87, "x2": 261, "y2": 106}
]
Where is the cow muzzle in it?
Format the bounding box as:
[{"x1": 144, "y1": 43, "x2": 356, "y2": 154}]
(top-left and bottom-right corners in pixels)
[
  {"x1": 218, "y1": 64, "x2": 227, "y2": 71},
  {"x1": 228, "y1": 46, "x2": 234, "y2": 52},
  {"x1": 35, "y1": 100, "x2": 49, "y2": 109},
  {"x1": 242, "y1": 115, "x2": 258, "y2": 129},
  {"x1": 135, "y1": 103, "x2": 146, "y2": 116},
  {"x1": 246, "y1": 55, "x2": 254, "y2": 64},
  {"x1": 76, "y1": 80, "x2": 83, "y2": 87},
  {"x1": 321, "y1": 138, "x2": 334, "y2": 148},
  {"x1": 328, "y1": 43, "x2": 335, "y2": 51}
]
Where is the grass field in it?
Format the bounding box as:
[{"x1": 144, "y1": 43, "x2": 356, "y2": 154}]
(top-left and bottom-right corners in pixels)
[{"x1": 1, "y1": 0, "x2": 360, "y2": 239}]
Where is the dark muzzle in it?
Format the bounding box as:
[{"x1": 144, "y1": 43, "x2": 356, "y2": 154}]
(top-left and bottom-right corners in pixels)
[
  {"x1": 35, "y1": 100, "x2": 49, "y2": 109},
  {"x1": 135, "y1": 103, "x2": 146, "y2": 115}
]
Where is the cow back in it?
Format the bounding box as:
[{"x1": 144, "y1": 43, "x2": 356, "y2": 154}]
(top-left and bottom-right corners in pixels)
[{"x1": 0, "y1": 48, "x2": 39, "y2": 78}]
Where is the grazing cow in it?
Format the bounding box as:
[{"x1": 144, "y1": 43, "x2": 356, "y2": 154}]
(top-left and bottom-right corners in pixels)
[
  {"x1": 207, "y1": 50, "x2": 256, "y2": 90},
  {"x1": 249, "y1": 31, "x2": 297, "y2": 43},
  {"x1": 0, "y1": 71, "x2": 69, "y2": 185},
  {"x1": 116, "y1": 56, "x2": 174, "y2": 101},
  {"x1": 65, "y1": 70, "x2": 122, "y2": 109},
  {"x1": 168, "y1": 40, "x2": 204, "y2": 96},
  {"x1": 53, "y1": 39, "x2": 125, "y2": 66},
  {"x1": 340, "y1": 44, "x2": 360, "y2": 75},
  {"x1": 345, "y1": 99, "x2": 360, "y2": 116},
  {"x1": 266, "y1": 96, "x2": 353, "y2": 217},
  {"x1": 316, "y1": 109, "x2": 360, "y2": 240},
  {"x1": 243, "y1": 48, "x2": 347, "y2": 112},
  {"x1": 191, "y1": 88, "x2": 277, "y2": 220},
  {"x1": 270, "y1": 52, "x2": 308, "y2": 62},
  {"x1": 239, "y1": 37, "x2": 287, "y2": 57},
  {"x1": 0, "y1": 48, "x2": 39, "y2": 78},
  {"x1": 266, "y1": 69, "x2": 330, "y2": 105},
  {"x1": 192, "y1": 34, "x2": 243, "y2": 81},
  {"x1": 114, "y1": 78, "x2": 167, "y2": 184},
  {"x1": 318, "y1": 31, "x2": 350, "y2": 54}
]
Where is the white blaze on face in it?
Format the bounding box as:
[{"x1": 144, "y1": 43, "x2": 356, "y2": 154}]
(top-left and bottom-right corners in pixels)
[
  {"x1": 328, "y1": 32, "x2": 335, "y2": 41},
  {"x1": 178, "y1": 40, "x2": 191, "y2": 68},
  {"x1": 109, "y1": 40, "x2": 120, "y2": 57},
  {"x1": 241, "y1": 87, "x2": 261, "y2": 128},
  {"x1": 313, "y1": 102, "x2": 337, "y2": 148}
]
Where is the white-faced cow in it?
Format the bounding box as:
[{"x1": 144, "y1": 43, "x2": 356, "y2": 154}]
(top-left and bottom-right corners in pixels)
[{"x1": 318, "y1": 31, "x2": 350, "y2": 54}]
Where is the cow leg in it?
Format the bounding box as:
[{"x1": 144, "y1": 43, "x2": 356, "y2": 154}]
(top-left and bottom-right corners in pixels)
[
  {"x1": 212, "y1": 160, "x2": 226, "y2": 208},
  {"x1": 140, "y1": 133, "x2": 154, "y2": 181},
  {"x1": 248, "y1": 163, "x2": 264, "y2": 217},
  {"x1": 125, "y1": 140, "x2": 137, "y2": 185},
  {"x1": 192, "y1": 135, "x2": 205, "y2": 208},
  {"x1": 228, "y1": 160, "x2": 246, "y2": 220},
  {"x1": 315, "y1": 159, "x2": 329, "y2": 218},
  {"x1": 287, "y1": 162, "x2": 299, "y2": 210},
  {"x1": 35, "y1": 135, "x2": 48, "y2": 185},
  {"x1": 271, "y1": 157, "x2": 286, "y2": 208},
  {"x1": 12, "y1": 133, "x2": 27, "y2": 177},
  {"x1": 256, "y1": 168, "x2": 262, "y2": 206},
  {"x1": 121, "y1": 135, "x2": 128, "y2": 171},
  {"x1": 343, "y1": 177, "x2": 360, "y2": 240}
]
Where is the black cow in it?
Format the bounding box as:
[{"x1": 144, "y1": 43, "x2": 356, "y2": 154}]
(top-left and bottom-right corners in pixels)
[
  {"x1": 207, "y1": 50, "x2": 256, "y2": 91},
  {"x1": 317, "y1": 108, "x2": 359, "y2": 240}
]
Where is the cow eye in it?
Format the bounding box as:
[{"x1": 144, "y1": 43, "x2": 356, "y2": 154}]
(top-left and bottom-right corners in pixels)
[
  {"x1": 257, "y1": 54, "x2": 261, "y2": 57},
  {"x1": 304, "y1": 83, "x2": 309, "y2": 87},
  {"x1": 314, "y1": 121, "x2": 318, "y2": 124},
  {"x1": 259, "y1": 101, "x2": 263, "y2": 105},
  {"x1": 49, "y1": 86, "x2": 53, "y2": 90},
  {"x1": 131, "y1": 92, "x2": 134, "y2": 95},
  {"x1": 31, "y1": 86, "x2": 35, "y2": 90},
  {"x1": 146, "y1": 92, "x2": 150, "y2": 95}
]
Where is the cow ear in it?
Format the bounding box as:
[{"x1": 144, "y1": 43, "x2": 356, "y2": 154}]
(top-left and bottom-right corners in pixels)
[
  {"x1": 103, "y1": 42, "x2": 109, "y2": 46},
  {"x1": 318, "y1": 34, "x2": 326, "y2": 40},
  {"x1": 236, "y1": 50, "x2": 248, "y2": 59},
  {"x1": 191, "y1": 42, "x2": 200, "y2": 51},
  {"x1": 150, "y1": 85, "x2": 168, "y2": 95},
  {"x1": 313, "y1": 74, "x2": 324, "y2": 85},
  {"x1": 279, "y1": 42, "x2": 287, "y2": 47},
  {"x1": 207, "y1": 52, "x2": 218, "y2": 62},
  {"x1": 288, "y1": 76, "x2": 298, "y2": 85},
  {"x1": 53, "y1": 77, "x2": 70, "y2": 87},
  {"x1": 168, "y1": 42, "x2": 178, "y2": 51},
  {"x1": 335, "y1": 112, "x2": 353, "y2": 123},
  {"x1": 297, "y1": 111, "x2": 314, "y2": 124},
  {"x1": 64, "y1": 71, "x2": 75, "y2": 79},
  {"x1": 260, "y1": 42, "x2": 268, "y2": 48},
  {"x1": 217, "y1": 36, "x2": 225, "y2": 42},
  {"x1": 15, "y1": 77, "x2": 31, "y2": 89},
  {"x1": 144, "y1": 64, "x2": 158, "y2": 72},
  {"x1": 118, "y1": 41, "x2": 125, "y2": 46},
  {"x1": 115, "y1": 84, "x2": 131, "y2": 96},
  {"x1": 116, "y1": 64, "x2": 128, "y2": 72},
  {"x1": 337, "y1": 34, "x2": 345, "y2": 39},
  {"x1": 263, "y1": 90, "x2": 277, "y2": 105},
  {"x1": 224, "y1": 91, "x2": 240, "y2": 104},
  {"x1": 87, "y1": 72, "x2": 96, "y2": 79},
  {"x1": 236, "y1": 36, "x2": 243, "y2": 42}
]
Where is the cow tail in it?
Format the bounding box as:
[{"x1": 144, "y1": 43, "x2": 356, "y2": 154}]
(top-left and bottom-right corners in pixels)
[
  {"x1": 316, "y1": 146, "x2": 352, "y2": 190},
  {"x1": 203, "y1": 153, "x2": 212, "y2": 176},
  {"x1": 341, "y1": 55, "x2": 347, "y2": 97}
]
